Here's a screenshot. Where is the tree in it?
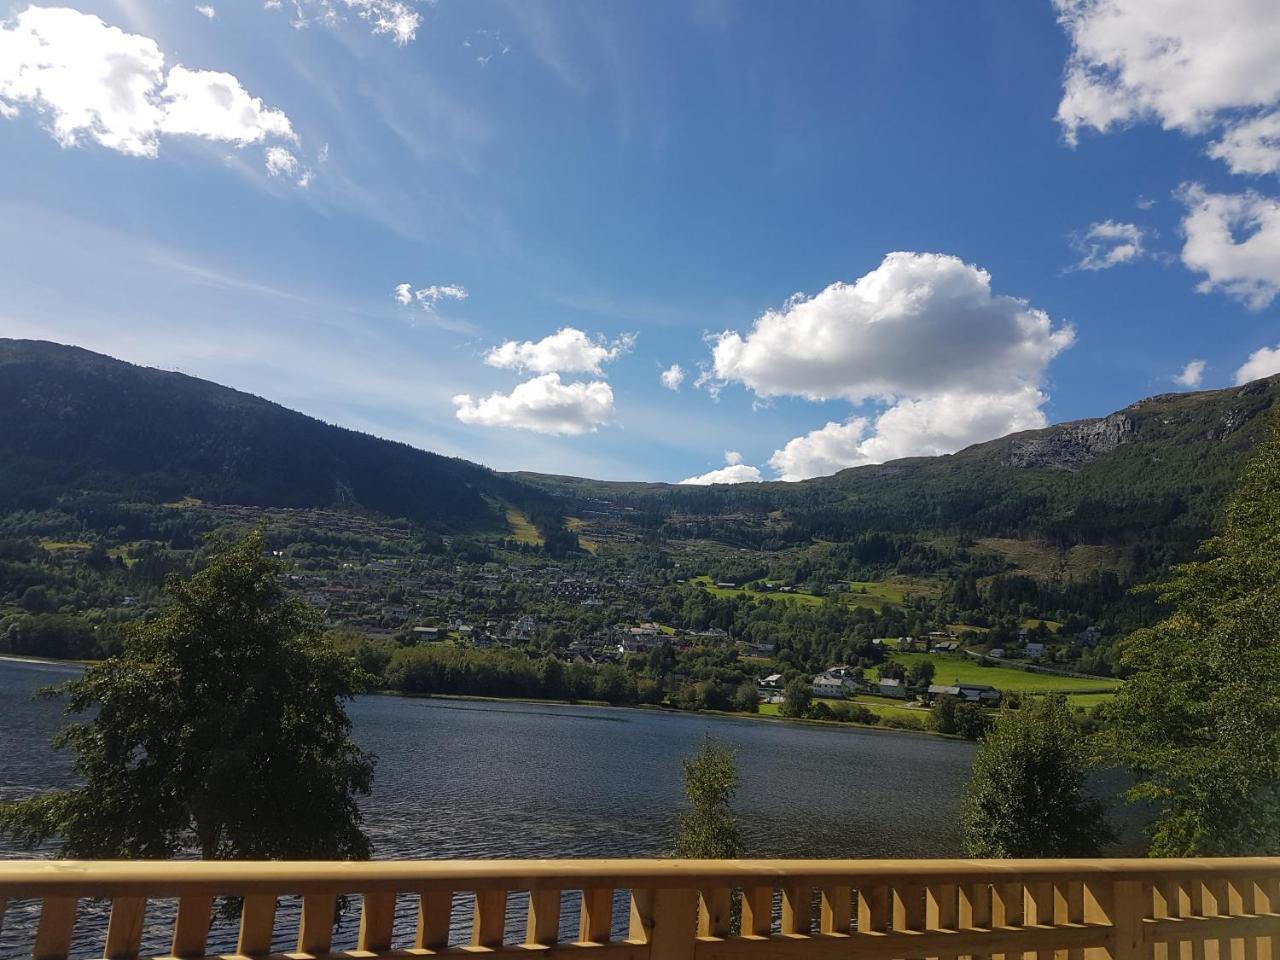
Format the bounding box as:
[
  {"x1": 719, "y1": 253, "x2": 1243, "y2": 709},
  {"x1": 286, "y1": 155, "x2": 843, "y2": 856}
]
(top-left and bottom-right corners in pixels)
[
  {"x1": 1101, "y1": 424, "x2": 1280, "y2": 856},
  {"x1": 780, "y1": 678, "x2": 813, "y2": 718},
  {"x1": 906, "y1": 659, "x2": 935, "y2": 690},
  {"x1": 0, "y1": 530, "x2": 375, "y2": 861},
  {"x1": 961, "y1": 696, "x2": 1113, "y2": 857},
  {"x1": 673, "y1": 738, "x2": 744, "y2": 859}
]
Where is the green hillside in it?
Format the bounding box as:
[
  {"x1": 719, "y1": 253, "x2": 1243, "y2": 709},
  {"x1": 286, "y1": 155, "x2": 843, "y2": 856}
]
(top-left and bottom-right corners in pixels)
[{"x1": 0, "y1": 339, "x2": 546, "y2": 529}]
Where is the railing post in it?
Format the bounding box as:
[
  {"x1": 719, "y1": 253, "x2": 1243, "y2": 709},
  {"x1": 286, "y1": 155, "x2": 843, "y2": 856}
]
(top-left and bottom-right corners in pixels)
[
  {"x1": 638, "y1": 887, "x2": 697, "y2": 960},
  {"x1": 104, "y1": 896, "x2": 146, "y2": 960},
  {"x1": 1111, "y1": 880, "x2": 1146, "y2": 960},
  {"x1": 699, "y1": 888, "x2": 733, "y2": 938},
  {"x1": 740, "y1": 887, "x2": 773, "y2": 939},
  {"x1": 296, "y1": 893, "x2": 336, "y2": 957},
  {"x1": 527, "y1": 889, "x2": 561, "y2": 947},
  {"x1": 415, "y1": 890, "x2": 453, "y2": 951}
]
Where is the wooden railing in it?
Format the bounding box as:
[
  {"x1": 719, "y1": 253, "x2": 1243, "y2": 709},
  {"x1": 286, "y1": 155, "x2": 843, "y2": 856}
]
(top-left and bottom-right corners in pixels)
[{"x1": 0, "y1": 857, "x2": 1277, "y2": 960}]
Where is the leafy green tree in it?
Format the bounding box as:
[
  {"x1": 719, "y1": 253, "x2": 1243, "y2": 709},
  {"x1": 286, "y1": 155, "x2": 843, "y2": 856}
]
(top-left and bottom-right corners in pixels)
[
  {"x1": 673, "y1": 738, "x2": 744, "y2": 859},
  {"x1": 961, "y1": 696, "x2": 1113, "y2": 857},
  {"x1": 0, "y1": 530, "x2": 375, "y2": 860},
  {"x1": 780, "y1": 678, "x2": 813, "y2": 718},
  {"x1": 1102, "y1": 425, "x2": 1280, "y2": 856}
]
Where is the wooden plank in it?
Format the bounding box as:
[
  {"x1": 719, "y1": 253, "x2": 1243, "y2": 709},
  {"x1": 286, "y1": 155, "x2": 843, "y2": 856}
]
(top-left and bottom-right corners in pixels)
[
  {"x1": 695, "y1": 922, "x2": 1114, "y2": 960},
  {"x1": 699, "y1": 887, "x2": 733, "y2": 939},
  {"x1": 296, "y1": 892, "x2": 336, "y2": 956},
  {"x1": 896, "y1": 883, "x2": 926, "y2": 931},
  {"x1": 170, "y1": 895, "x2": 212, "y2": 959},
  {"x1": 1112, "y1": 880, "x2": 1146, "y2": 960},
  {"x1": 236, "y1": 893, "x2": 278, "y2": 958},
  {"x1": 1206, "y1": 878, "x2": 1230, "y2": 960},
  {"x1": 860, "y1": 884, "x2": 891, "y2": 934},
  {"x1": 821, "y1": 885, "x2": 853, "y2": 935},
  {"x1": 32, "y1": 896, "x2": 76, "y2": 960},
  {"x1": 741, "y1": 886, "x2": 774, "y2": 939},
  {"x1": 415, "y1": 889, "x2": 453, "y2": 950},
  {"x1": 930, "y1": 883, "x2": 960, "y2": 960},
  {"x1": 1025, "y1": 881, "x2": 1054, "y2": 960},
  {"x1": 527, "y1": 889, "x2": 561, "y2": 947},
  {"x1": 473, "y1": 888, "x2": 508, "y2": 949},
  {"x1": 1253, "y1": 878, "x2": 1277, "y2": 960},
  {"x1": 644, "y1": 887, "x2": 697, "y2": 960},
  {"x1": 104, "y1": 896, "x2": 146, "y2": 960},
  {"x1": 1056, "y1": 880, "x2": 1087, "y2": 960},
  {"x1": 782, "y1": 885, "x2": 812, "y2": 936}
]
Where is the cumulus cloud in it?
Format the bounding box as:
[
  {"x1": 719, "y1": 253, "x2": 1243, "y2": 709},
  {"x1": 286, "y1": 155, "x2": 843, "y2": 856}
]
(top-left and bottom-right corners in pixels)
[
  {"x1": 485, "y1": 328, "x2": 635, "y2": 375},
  {"x1": 1070, "y1": 220, "x2": 1146, "y2": 270},
  {"x1": 681, "y1": 451, "x2": 763, "y2": 485},
  {"x1": 194, "y1": 5, "x2": 217, "y2": 19},
  {"x1": 393, "y1": 282, "x2": 468, "y2": 312},
  {"x1": 708, "y1": 252, "x2": 1072, "y2": 403},
  {"x1": 1173, "y1": 359, "x2": 1206, "y2": 388},
  {"x1": 1054, "y1": 0, "x2": 1280, "y2": 171},
  {"x1": 0, "y1": 6, "x2": 297, "y2": 162},
  {"x1": 1180, "y1": 185, "x2": 1280, "y2": 309},
  {"x1": 660, "y1": 363, "x2": 685, "y2": 391},
  {"x1": 453, "y1": 373, "x2": 614, "y2": 435},
  {"x1": 705, "y1": 252, "x2": 1072, "y2": 481},
  {"x1": 266, "y1": 0, "x2": 423, "y2": 45},
  {"x1": 769, "y1": 388, "x2": 1051, "y2": 481},
  {"x1": 1235, "y1": 346, "x2": 1280, "y2": 385}
]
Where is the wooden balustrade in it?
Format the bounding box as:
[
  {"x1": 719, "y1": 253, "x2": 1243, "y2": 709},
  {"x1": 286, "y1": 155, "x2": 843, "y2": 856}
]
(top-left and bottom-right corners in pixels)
[{"x1": 0, "y1": 857, "x2": 1276, "y2": 960}]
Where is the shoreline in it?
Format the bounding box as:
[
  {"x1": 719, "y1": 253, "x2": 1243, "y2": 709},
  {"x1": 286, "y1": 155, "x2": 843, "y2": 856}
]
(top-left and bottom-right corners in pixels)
[
  {"x1": 376, "y1": 689, "x2": 963, "y2": 741},
  {"x1": 0, "y1": 654, "x2": 962, "y2": 741}
]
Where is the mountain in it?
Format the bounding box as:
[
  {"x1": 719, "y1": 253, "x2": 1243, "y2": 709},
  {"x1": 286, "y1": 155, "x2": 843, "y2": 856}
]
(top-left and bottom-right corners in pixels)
[
  {"x1": 3, "y1": 338, "x2": 1277, "y2": 574},
  {"x1": 0, "y1": 339, "x2": 541, "y2": 527},
  {"x1": 515, "y1": 377, "x2": 1280, "y2": 567}
]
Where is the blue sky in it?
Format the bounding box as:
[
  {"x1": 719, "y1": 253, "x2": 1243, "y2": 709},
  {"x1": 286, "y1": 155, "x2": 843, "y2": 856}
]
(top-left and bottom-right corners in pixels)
[{"x1": 1, "y1": 0, "x2": 1279, "y2": 482}]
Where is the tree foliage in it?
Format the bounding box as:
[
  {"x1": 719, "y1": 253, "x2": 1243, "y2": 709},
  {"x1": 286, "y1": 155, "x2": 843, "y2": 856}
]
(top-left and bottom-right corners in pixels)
[
  {"x1": 673, "y1": 738, "x2": 744, "y2": 859},
  {"x1": 1101, "y1": 422, "x2": 1280, "y2": 856},
  {"x1": 0, "y1": 530, "x2": 376, "y2": 860},
  {"x1": 961, "y1": 696, "x2": 1113, "y2": 857}
]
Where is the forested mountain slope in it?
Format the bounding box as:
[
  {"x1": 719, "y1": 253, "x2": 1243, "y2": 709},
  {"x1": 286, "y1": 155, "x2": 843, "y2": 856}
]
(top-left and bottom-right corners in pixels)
[{"x1": 0, "y1": 339, "x2": 540, "y2": 528}]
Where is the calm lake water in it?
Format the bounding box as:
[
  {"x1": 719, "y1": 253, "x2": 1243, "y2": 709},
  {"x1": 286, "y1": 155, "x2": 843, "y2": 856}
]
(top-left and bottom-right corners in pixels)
[{"x1": 0, "y1": 657, "x2": 976, "y2": 953}]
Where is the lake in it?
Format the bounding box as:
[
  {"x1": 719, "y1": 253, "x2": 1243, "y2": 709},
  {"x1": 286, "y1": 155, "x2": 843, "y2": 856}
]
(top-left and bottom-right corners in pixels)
[{"x1": 0, "y1": 657, "x2": 976, "y2": 952}]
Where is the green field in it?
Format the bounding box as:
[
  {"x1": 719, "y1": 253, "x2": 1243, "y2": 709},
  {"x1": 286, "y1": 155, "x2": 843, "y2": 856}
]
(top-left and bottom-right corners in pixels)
[
  {"x1": 691, "y1": 576, "x2": 825, "y2": 606},
  {"x1": 760, "y1": 696, "x2": 928, "y2": 726},
  {"x1": 883, "y1": 652, "x2": 1122, "y2": 695},
  {"x1": 504, "y1": 508, "x2": 544, "y2": 546}
]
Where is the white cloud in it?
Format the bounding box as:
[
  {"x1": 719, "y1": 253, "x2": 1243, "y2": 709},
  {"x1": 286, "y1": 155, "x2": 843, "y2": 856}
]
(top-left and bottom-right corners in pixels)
[
  {"x1": 0, "y1": 6, "x2": 296, "y2": 162},
  {"x1": 267, "y1": 0, "x2": 423, "y2": 45},
  {"x1": 393, "y1": 282, "x2": 468, "y2": 312},
  {"x1": 1208, "y1": 111, "x2": 1280, "y2": 177},
  {"x1": 453, "y1": 373, "x2": 614, "y2": 435},
  {"x1": 1173, "y1": 359, "x2": 1206, "y2": 388},
  {"x1": 704, "y1": 252, "x2": 1072, "y2": 481},
  {"x1": 709, "y1": 252, "x2": 1072, "y2": 403},
  {"x1": 264, "y1": 145, "x2": 299, "y2": 177},
  {"x1": 1180, "y1": 185, "x2": 1280, "y2": 309},
  {"x1": 769, "y1": 388, "x2": 1050, "y2": 481},
  {"x1": 681, "y1": 450, "x2": 763, "y2": 485},
  {"x1": 1070, "y1": 220, "x2": 1146, "y2": 271},
  {"x1": 1054, "y1": 0, "x2": 1280, "y2": 168},
  {"x1": 485, "y1": 328, "x2": 635, "y2": 375},
  {"x1": 194, "y1": 5, "x2": 217, "y2": 19},
  {"x1": 660, "y1": 362, "x2": 685, "y2": 391},
  {"x1": 1235, "y1": 346, "x2": 1280, "y2": 385}
]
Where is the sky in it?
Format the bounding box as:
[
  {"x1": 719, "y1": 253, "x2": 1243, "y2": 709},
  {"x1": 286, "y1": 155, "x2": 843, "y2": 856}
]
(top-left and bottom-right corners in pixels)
[{"x1": 1, "y1": 0, "x2": 1279, "y2": 483}]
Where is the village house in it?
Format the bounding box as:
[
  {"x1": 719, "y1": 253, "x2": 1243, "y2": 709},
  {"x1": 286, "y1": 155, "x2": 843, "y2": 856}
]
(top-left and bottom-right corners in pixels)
[{"x1": 877, "y1": 677, "x2": 907, "y2": 699}]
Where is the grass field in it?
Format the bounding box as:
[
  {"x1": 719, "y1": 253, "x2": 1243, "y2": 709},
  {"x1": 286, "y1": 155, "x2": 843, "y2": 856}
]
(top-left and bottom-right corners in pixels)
[
  {"x1": 691, "y1": 576, "x2": 826, "y2": 606},
  {"x1": 504, "y1": 508, "x2": 544, "y2": 546},
  {"x1": 884, "y1": 652, "x2": 1122, "y2": 695},
  {"x1": 760, "y1": 696, "x2": 928, "y2": 725},
  {"x1": 564, "y1": 517, "x2": 599, "y2": 554},
  {"x1": 39, "y1": 539, "x2": 92, "y2": 552}
]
